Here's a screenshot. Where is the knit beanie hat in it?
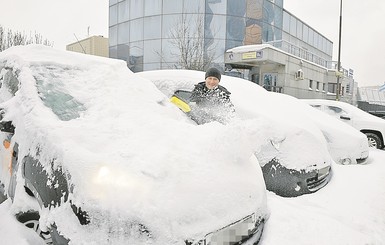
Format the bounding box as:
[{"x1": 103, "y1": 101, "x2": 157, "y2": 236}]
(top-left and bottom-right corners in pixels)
[{"x1": 205, "y1": 67, "x2": 221, "y2": 81}]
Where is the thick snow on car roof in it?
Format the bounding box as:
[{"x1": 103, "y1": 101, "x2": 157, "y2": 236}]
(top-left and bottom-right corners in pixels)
[{"x1": 0, "y1": 45, "x2": 267, "y2": 243}]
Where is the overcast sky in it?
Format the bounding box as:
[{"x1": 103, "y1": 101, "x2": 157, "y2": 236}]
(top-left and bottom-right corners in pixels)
[{"x1": 1, "y1": 0, "x2": 384, "y2": 87}]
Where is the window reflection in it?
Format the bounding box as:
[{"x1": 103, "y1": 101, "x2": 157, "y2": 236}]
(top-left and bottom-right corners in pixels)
[
  {"x1": 227, "y1": 0, "x2": 246, "y2": 16},
  {"x1": 118, "y1": 22, "x2": 129, "y2": 44},
  {"x1": 130, "y1": 18, "x2": 143, "y2": 42},
  {"x1": 109, "y1": 46, "x2": 118, "y2": 58},
  {"x1": 184, "y1": 0, "x2": 205, "y2": 13},
  {"x1": 144, "y1": 0, "x2": 162, "y2": 16},
  {"x1": 162, "y1": 15, "x2": 179, "y2": 38},
  {"x1": 161, "y1": 39, "x2": 179, "y2": 64},
  {"x1": 130, "y1": 0, "x2": 143, "y2": 20},
  {"x1": 109, "y1": 4, "x2": 118, "y2": 26},
  {"x1": 118, "y1": 1, "x2": 129, "y2": 22},
  {"x1": 144, "y1": 40, "x2": 161, "y2": 63},
  {"x1": 206, "y1": 14, "x2": 226, "y2": 40},
  {"x1": 109, "y1": 25, "x2": 118, "y2": 46},
  {"x1": 226, "y1": 16, "x2": 245, "y2": 41},
  {"x1": 144, "y1": 16, "x2": 161, "y2": 40},
  {"x1": 129, "y1": 42, "x2": 143, "y2": 72},
  {"x1": 163, "y1": 0, "x2": 182, "y2": 14},
  {"x1": 206, "y1": 0, "x2": 227, "y2": 15}
]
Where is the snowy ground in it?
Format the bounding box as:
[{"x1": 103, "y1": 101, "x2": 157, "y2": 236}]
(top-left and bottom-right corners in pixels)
[{"x1": 1, "y1": 148, "x2": 384, "y2": 244}]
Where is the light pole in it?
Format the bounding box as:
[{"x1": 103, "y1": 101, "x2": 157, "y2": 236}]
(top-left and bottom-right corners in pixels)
[{"x1": 336, "y1": 0, "x2": 343, "y2": 101}]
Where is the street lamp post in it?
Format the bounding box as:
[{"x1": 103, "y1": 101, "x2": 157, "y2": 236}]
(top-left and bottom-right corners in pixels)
[{"x1": 336, "y1": 0, "x2": 343, "y2": 101}]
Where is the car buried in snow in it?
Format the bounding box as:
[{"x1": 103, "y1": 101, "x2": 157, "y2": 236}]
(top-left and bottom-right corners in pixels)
[
  {"x1": 0, "y1": 45, "x2": 268, "y2": 244},
  {"x1": 303, "y1": 99, "x2": 385, "y2": 150},
  {"x1": 138, "y1": 69, "x2": 333, "y2": 197}
]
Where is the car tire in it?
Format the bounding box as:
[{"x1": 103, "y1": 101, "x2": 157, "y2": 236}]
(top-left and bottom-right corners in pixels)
[
  {"x1": 365, "y1": 133, "x2": 383, "y2": 149},
  {"x1": 15, "y1": 211, "x2": 53, "y2": 244}
]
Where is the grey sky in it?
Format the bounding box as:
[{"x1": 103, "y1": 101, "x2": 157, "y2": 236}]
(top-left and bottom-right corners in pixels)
[
  {"x1": 1, "y1": 0, "x2": 383, "y2": 87},
  {"x1": 284, "y1": 0, "x2": 385, "y2": 87},
  {"x1": 0, "y1": 0, "x2": 109, "y2": 50}
]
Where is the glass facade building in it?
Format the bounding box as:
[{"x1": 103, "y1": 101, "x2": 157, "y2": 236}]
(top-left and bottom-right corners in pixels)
[{"x1": 109, "y1": 0, "x2": 333, "y2": 72}]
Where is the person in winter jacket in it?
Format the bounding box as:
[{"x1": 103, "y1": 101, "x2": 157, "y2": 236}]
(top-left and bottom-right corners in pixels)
[{"x1": 189, "y1": 67, "x2": 235, "y2": 124}]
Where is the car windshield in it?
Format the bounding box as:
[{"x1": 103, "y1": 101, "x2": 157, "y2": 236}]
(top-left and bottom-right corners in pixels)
[{"x1": 33, "y1": 65, "x2": 86, "y2": 121}]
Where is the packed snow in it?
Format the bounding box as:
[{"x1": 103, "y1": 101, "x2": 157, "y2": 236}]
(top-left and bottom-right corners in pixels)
[{"x1": 0, "y1": 45, "x2": 384, "y2": 244}]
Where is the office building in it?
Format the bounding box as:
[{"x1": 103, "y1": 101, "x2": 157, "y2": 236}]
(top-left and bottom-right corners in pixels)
[
  {"x1": 109, "y1": 0, "x2": 354, "y2": 101},
  {"x1": 67, "y1": 35, "x2": 109, "y2": 58}
]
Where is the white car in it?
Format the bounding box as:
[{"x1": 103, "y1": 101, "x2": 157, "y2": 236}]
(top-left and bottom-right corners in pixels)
[
  {"x1": 304, "y1": 99, "x2": 385, "y2": 149},
  {"x1": 273, "y1": 96, "x2": 370, "y2": 165},
  {"x1": 0, "y1": 45, "x2": 268, "y2": 244},
  {"x1": 139, "y1": 69, "x2": 333, "y2": 197}
]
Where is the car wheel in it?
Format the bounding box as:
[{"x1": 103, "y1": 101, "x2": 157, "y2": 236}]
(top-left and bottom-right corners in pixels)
[
  {"x1": 15, "y1": 211, "x2": 53, "y2": 244},
  {"x1": 365, "y1": 133, "x2": 383, "y2": 149}
]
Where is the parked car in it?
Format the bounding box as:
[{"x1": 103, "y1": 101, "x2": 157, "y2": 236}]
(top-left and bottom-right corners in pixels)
[
  {"x1": 266, "y1": 94, "x2": 369, "y2": 165},
  {"x1": 0, "y1": 45, "x2": 268, "y2": 244},
  {"x1": 138, "y1": 69, "x2": 333, "y2": 197},
  {"x1": 303, "y1": 99, "x2": 385, "y2": 149}
]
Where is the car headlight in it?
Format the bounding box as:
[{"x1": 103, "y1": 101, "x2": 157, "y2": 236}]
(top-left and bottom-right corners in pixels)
[{"x1": 89, "y1": 165, "x2": 151, "y2": 200}]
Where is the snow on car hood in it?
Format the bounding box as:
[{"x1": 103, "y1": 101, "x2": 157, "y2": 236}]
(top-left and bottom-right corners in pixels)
[
  {"x1": 0, "y1": 45, "x2": 267, "y2": 243},
  {"x1": 138, "y1": 69, "x2": 332, "y2": 171}
]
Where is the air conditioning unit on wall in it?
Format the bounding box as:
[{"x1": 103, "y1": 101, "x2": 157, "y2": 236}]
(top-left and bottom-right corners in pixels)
[{"x1": 295, "y1": 69, "x2": 304, "y2": 80}]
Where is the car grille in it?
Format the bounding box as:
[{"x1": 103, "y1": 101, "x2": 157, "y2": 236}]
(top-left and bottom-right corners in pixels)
[
  {"x1": 306, "y1": 166, "x2": 330, "y2": 191},
  {"x1": 185, "y1": 214, "x2": 264, "y2": 245},
  {"x1": 356, "y1": 157, "x2": 368, "y2": 164}
]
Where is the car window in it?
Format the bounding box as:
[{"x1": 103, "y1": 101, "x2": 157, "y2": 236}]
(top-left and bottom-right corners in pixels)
[
  {"x1": 0, "y1": 68, "x2": 19, "y2": 96},
  {"x1": 33, "y1": 65, "x2": 86, "y2": 121},
  {"x1": 174, "y1": 90, "x2": 192, "y2": 102}
]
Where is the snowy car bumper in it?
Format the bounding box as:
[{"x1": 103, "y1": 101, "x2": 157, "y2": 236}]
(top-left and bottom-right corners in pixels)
[
  {"x1": 186, "y1": 213, "x2": 265, "y2": 245},
  {"x1": 262, "y1": 158, "x2": 331, "y2": 197}
]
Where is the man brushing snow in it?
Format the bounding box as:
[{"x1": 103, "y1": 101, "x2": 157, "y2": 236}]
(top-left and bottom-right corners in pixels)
[{"x1": 189, "y1": 67, "x2": 235, "y2": 124}]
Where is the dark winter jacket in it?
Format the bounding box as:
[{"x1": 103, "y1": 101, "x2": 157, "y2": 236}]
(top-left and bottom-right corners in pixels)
[{"x1": 188, "y1": 82, "x2": 235, "y2": 124}]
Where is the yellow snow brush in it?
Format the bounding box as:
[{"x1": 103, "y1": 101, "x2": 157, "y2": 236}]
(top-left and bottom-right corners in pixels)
[{"x1": 170, "y1": 94, "x2": 191, "y2": 113}]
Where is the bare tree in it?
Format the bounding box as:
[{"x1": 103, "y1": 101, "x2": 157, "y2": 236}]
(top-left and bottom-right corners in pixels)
[
  {"x1": 164, "y1": 14, "x2": 217, "y2": 71},
  {"x1": 0, "y1": 25, "x2": 53, "y2": 52}
]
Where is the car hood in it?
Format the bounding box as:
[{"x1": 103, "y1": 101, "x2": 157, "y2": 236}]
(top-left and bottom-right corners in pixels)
[{"x1": 0, "y1": 45, "x2": 268, "y2": 243}]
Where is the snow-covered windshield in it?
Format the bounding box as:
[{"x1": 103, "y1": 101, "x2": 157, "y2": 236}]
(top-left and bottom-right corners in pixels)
[{"x1": 33, "y1": 65, "x2": 86, "y2": 121}]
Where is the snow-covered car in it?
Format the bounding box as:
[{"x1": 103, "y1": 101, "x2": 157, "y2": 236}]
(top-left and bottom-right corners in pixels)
[
  {"x1": 0, "y1": 45, "x2": 268, "y2": 244},
  {"x1": 303, "y1": 99, "x2": 385, "y2": 149},
  {"x1": 138, "y1": 70, "x2": 332, "y2": 197},
  {"x1": 282, "y1": 98, "x2": 370, "y2": 165},
  {"x1": 255, "y1": 92, "x2": 369, "y2": 165}
]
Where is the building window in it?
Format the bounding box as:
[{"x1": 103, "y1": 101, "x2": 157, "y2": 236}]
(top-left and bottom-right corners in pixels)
[
  {"x1": 328, "y1": 83, "x2": 336, "y2": 94},
  {"x1": 346, "y1": 83, "x2": 351, "y2": 94},
  {"x1": 316, "y1": 81, "x2": 320, "y2": 91},
  {"x1": 322, "y1": 83, "x2": 326, "y2": 92},
  {"x1": 309, "y1": 80, "x2": 313, "y2": 90}
]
